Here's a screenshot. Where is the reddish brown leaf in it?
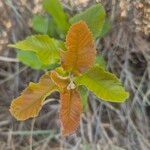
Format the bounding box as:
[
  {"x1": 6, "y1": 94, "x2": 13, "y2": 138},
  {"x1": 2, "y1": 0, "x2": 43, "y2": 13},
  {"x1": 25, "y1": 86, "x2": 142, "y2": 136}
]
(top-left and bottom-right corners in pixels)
[
  {"x1": 61, "y1": 21, "x2": 96, "y2": 75},
  {"x1": 50, "y1": 70, "x2": 82, "y2": 136},
  {"x1": 10, "y1": 74, "x2": 56, "y2": 121},
  {"x1": 60, "y1": 89, "x2": 82, "y2": 136},
  {"x1": 50, "y1": 70, "x2": 69, "y2": 91}
]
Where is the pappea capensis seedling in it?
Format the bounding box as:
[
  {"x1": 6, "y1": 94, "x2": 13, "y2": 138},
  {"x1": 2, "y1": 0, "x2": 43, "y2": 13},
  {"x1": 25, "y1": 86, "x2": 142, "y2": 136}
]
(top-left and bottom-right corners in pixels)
[{"x1": 9, "y1": 1, "x2": 129, "y2": 136}]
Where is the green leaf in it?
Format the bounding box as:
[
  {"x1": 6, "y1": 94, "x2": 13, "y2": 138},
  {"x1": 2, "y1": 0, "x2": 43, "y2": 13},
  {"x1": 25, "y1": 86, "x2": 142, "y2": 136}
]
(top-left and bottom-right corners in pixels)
[
  {"x1": 43, "y1": 0, "x2": 69, "y2": 36},
  {"x1": 96, "y1": 55, "x2": 106, "y2": 70},
  {"x1": 99, "y1": 17, "x2": 111, "y2": 38},
  {"x1": 47, "y1": 17, "x2": 60, "y2": 38},
  {"x1": 55, "y1": 67, "x2": 69, "y2": 77},
  {"x1": 9, "y1": 35, "x2": 65, "y2": 65},
  {"x1": 78, "y1": 85, "x2": 88, "y2": 111},
  {"x1": 69, "y1": 4, "x2": 106, "y2": 39},
  {"x1": 32, "y1": 15, "x2": 49, "y2": 34},
  {"x1": 17, "y1": 51, "x2": 59, "y2": 70},
  {"x1": 32, "y1": 15, "x2": 63, "y2": 39},
  {"x1": 75, "y1": 66, "x2": 129, "y2": 102}
]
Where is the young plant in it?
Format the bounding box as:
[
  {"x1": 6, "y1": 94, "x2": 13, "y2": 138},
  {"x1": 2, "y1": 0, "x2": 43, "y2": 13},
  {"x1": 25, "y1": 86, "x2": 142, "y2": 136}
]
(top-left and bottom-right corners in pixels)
[
  {"x1": 15, "y1": 0, "x2": 110, "y2": 70},
  {"x1": 9, "y1": 1, "x2": 129, "y2": 136},
  {"x1": 10, "y1": 21, "x2": 129, "y2": 136}
]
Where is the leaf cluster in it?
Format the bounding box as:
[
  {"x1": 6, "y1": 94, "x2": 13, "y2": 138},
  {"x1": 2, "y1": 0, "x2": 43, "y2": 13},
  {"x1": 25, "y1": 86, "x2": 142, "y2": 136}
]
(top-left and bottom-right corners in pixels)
[
  {"x1": 9, "y1": 0, "x2": 129, "y2": 136},
  {"x1": 12, "y1": 0, "x2": 110, "y2": 70}
]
